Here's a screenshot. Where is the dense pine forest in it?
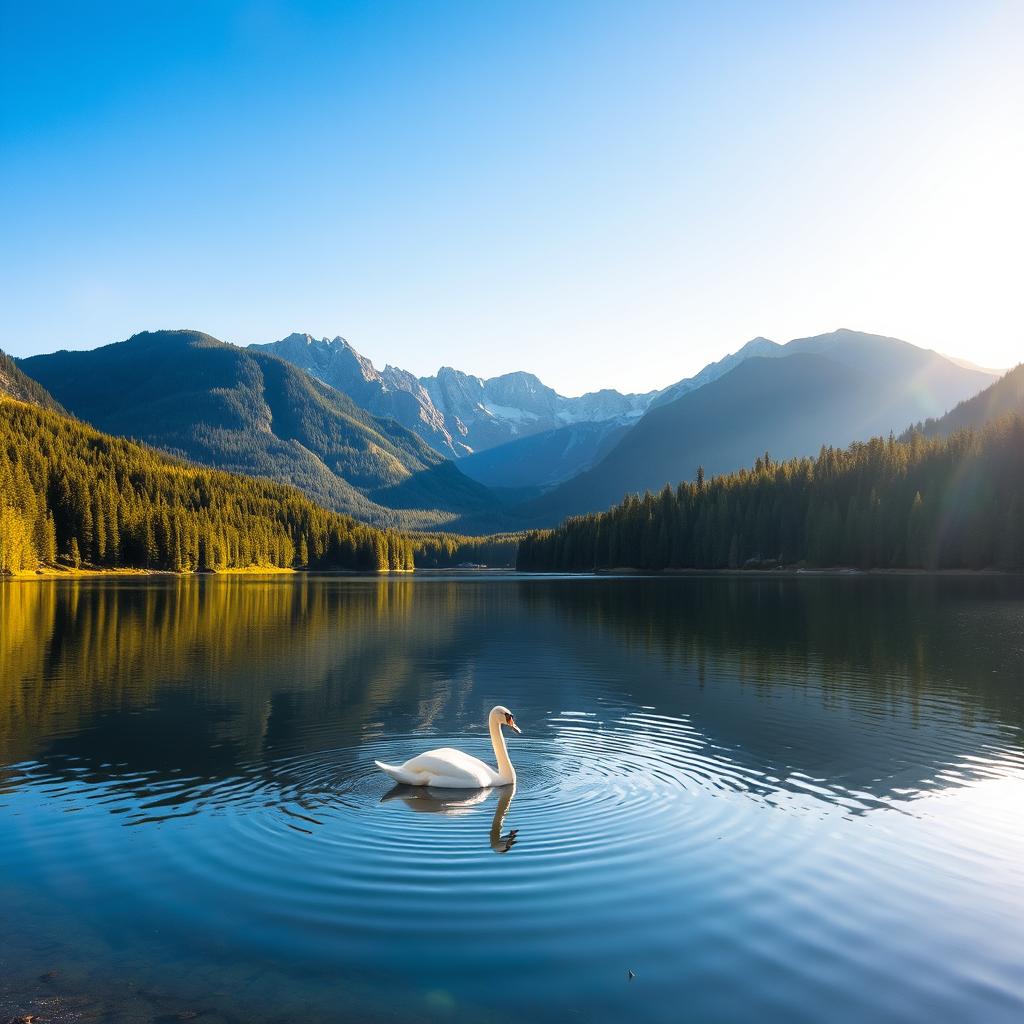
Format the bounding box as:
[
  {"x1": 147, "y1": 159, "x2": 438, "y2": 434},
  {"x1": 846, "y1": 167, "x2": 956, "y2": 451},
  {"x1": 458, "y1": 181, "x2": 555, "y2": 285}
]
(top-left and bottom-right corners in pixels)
[
  {"x1": 0, "y1": 397, "x2": 416, "y2": 574},
  {"x1": 517, "y1": 416, "x2": 1024, "y2": 572}
]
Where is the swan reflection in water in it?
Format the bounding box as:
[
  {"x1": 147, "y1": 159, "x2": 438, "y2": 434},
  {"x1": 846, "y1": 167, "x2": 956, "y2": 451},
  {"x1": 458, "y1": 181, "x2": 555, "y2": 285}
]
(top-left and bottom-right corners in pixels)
[{"x1": 380, "y1": 783, "x2": 519, "y2": 854}]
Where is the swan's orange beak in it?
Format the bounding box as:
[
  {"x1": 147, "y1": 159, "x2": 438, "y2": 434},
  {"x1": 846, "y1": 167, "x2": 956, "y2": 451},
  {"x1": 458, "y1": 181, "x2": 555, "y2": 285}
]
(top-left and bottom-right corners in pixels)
[{"x1": 508, "y1": 717, "x2": 521, "y2": 734}]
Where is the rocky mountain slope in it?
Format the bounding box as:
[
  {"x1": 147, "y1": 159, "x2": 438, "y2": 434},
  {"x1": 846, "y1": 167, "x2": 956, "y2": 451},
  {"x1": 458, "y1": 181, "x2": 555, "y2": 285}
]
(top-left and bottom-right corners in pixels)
[
  {"x1": 0, "y1": 349, "x2": 65, "y2": 412},
  {"x1": 251, "y1": 333, "x2": 654, "y2": 458}
]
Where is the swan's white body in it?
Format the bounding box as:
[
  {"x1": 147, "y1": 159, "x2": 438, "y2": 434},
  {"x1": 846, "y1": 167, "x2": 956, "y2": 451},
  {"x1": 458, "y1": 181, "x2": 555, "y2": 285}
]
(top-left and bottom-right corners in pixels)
[{"x1": 375, "y1": 705, "x2": 520, "y2": 789}]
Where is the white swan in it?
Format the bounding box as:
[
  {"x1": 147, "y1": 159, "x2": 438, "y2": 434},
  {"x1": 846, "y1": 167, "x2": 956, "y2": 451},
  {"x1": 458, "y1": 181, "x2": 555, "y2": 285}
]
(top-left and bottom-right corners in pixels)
[{"x1": 374, "y1": 706, "x2": 521, "y2": 789}]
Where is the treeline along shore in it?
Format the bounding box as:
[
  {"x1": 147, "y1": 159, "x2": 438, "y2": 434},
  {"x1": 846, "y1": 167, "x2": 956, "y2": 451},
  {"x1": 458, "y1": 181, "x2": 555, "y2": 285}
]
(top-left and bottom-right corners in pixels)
[
  {"x1": 516, "y1": 416, "x2": 1024, "y2": 572},
  {"x1": 0, "y1": 397, "x2": 517, "y2": 576}
]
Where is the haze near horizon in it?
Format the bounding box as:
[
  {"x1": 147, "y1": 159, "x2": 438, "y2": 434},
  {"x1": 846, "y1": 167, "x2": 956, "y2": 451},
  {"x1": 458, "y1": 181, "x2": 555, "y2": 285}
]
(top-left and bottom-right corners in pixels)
[{"x1": 2, "y1": 1, "x2": 1021, "y2": 394}]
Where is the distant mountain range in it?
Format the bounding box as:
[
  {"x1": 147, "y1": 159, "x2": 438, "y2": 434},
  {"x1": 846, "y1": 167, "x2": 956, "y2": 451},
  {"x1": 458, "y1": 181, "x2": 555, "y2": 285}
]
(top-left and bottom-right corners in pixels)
[
  {"x1": 9, "y1": 327, "x2": 1005, "y2": 536},
  {"x1": 256, "y1": 329, "x2": 999, "y2": 502},
  {"x1": 251, "y1": 333, "x2": 654, "y2": 460},
  {"x1": 19, "y1": 331, "x2": 505, "y2": 531},
  {"x1": 521, "y1": 330, "x2": 997, "y2": 523},
  {"x1": 452, "y1": 337, "x2": 795, "y2": 490},
  {"x1": 456, "y1": 419, "x2": 633, "y2": 490}
]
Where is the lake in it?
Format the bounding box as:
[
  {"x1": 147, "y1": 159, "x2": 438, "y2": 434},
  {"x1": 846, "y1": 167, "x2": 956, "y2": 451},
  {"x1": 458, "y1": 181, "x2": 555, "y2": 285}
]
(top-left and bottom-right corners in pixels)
[{"x1": 1, "y1": 574, "x2": 1022, "y2": 1023}]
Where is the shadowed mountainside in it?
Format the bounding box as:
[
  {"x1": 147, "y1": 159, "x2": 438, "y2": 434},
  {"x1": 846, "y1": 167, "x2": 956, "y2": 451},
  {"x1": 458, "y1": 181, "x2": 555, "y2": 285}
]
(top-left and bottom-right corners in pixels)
[
  {"x1": 457, "y1": 419, "x2": 632, "y2": 489},
  {"x1": 907, "y1": 363, "x2": 1024, "y2": 439}
]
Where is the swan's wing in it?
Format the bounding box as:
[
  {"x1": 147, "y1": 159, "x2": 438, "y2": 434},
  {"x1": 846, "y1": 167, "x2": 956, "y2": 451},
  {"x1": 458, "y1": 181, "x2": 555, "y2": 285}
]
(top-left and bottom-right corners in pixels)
[
  {"x1": 387, "y1": 747, "x2": 496, "y2": 788},
  {"x1": 374, "y1": 760, "x2": 421, "y2": 785}
]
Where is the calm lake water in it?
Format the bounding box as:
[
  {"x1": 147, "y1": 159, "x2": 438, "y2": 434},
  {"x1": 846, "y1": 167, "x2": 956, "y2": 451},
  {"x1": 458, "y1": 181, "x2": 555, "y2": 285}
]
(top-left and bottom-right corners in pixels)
[{"x1": 1, "y1": 574, "x2": 1023, "y2": 1023}]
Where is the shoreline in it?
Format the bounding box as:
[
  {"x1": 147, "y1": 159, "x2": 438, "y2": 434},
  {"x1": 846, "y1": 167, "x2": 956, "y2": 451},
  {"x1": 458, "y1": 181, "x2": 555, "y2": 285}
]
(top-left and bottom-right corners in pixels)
[
  {"x1": 592, "y1": 566, "x2": 1024, "y2": 577},
  {"x1": 0, "y1": 565, "x2": 425, "y2": 582},
  {"x1": 1, "y1": 565, "x2": 297, "y2": 582},
  {"x1": 4, "y1": 565, "x2": 1021, "y2": 582},
  {"x1": 3, "y1": 566, "x2": 158, "y2": 580}
]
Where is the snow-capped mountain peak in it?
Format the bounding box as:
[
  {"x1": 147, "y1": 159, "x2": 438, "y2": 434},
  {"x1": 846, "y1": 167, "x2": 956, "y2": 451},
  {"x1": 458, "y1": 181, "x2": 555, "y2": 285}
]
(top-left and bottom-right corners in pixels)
[{"x1": 251, "y1": 334, "x2": 657, "y2": 458}]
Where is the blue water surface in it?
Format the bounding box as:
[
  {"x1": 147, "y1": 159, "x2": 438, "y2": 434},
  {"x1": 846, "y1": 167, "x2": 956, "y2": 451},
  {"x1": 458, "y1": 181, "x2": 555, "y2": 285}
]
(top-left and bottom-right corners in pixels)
[{"x1": 1, "y1": 574, "x2": 1022, "y2": 1023}]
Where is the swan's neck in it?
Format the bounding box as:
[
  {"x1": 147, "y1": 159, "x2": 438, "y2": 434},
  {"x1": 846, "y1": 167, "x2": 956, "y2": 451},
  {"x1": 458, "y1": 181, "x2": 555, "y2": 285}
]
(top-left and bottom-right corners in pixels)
[
  {"x1": 490, "y1": 784, "x2": 516, "y2": 852},
  {"x1": 489, "y1": 716, "x2": 516, "y2": 785}
]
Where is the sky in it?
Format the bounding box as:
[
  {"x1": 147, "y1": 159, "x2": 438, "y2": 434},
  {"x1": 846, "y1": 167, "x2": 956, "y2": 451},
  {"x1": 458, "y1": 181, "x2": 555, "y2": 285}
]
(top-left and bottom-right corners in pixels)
[{"x1": 1, "y1": 1, "x2": 1022, "y2": 396}]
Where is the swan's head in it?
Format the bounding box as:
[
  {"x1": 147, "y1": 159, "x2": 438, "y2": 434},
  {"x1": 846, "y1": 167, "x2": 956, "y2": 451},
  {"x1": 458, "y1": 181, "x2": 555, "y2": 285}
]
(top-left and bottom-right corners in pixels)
[{"x1": 491, "y1": 705, "x2": 521, "y2": 734}]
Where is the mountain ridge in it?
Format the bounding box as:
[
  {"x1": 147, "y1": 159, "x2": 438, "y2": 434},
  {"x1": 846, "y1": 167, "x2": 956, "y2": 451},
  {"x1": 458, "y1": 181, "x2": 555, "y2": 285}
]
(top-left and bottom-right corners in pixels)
[
  {"x1": 251, "y1": 332, "x2": 655, "y2": 459},
  {"x1": 18, "y1": 330, "x2": 505, "y2": 531},
  {"x1": 522, "y1": 331, "x2": 996, "y2": 524}
]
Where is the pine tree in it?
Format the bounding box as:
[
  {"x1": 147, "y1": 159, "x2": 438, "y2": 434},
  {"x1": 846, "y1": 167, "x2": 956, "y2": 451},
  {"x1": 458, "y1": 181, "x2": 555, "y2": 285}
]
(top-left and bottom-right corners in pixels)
[{"x1": 43, "y1": 512, "x2": 58, "y2": 564}]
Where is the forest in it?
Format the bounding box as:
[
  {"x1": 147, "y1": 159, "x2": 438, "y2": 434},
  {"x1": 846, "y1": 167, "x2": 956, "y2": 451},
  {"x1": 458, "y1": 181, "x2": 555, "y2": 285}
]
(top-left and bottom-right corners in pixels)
[
  {"x1": 516, "y1": 416, "x2": 1024, "y2": 572},
  {"x1": 0, "y1": 397, "x2": 415, "y2": 574},
  {"x1": 8, "y1": 389, "x2": 1024, "y2": 578}
]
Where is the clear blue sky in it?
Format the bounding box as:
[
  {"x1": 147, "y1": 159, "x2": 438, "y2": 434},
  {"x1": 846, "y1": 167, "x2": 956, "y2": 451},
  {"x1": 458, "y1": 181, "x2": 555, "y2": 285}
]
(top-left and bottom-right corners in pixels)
[{"x1": 2, "y1": 1, "x2": 1021, "y2": 394}]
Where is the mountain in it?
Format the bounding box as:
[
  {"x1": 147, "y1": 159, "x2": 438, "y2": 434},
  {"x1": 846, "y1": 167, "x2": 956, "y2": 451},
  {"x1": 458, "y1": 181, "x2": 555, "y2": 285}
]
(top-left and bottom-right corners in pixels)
[
  {"x1": 0, "y1": 349, "x2": 65, "y2": 412},
  {"x1": 249, "y1": 333, "x2": 461, "y2": 456},
  {"x1": 19, "y1": 330, "x2": 504, "y2": 530},
  {"x1": 908, "y1": 363, "x2": 1024, "y2": 438},
  {"x1": 650, "y1": 336, "x2": 785, "y2": 408},
  {"x1": 457, "y1": 419, "x2": 632, "y2": 490},
  {"x1": 422, "y1": 366, "x2": 653, "y2": 454},
  {"x1": 251, "y1": 333, "x2": 654, "y2": 457},
  {"x1": 941, "y1": 355, "x2": 1007, "y2": 376},
  {"x1": 524, "y1": 331, "x2": 996, "y2": 523}
]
